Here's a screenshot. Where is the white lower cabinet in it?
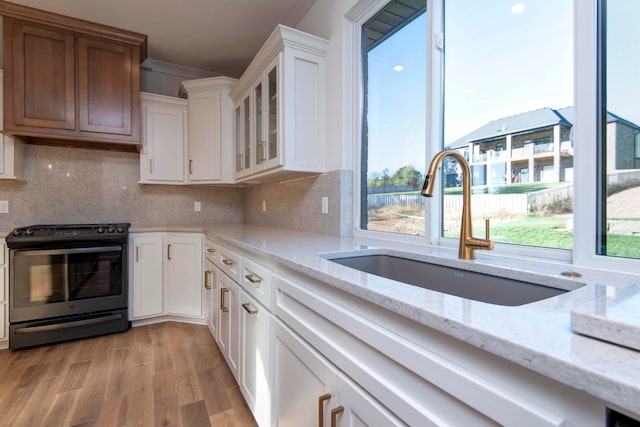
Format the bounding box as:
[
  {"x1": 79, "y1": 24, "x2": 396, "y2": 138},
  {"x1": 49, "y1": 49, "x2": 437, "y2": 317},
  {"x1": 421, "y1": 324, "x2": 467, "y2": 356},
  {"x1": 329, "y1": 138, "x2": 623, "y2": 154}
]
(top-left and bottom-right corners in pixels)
[
  {"x1": 129, "y1": 232, "x2": 203, "y2": 322},
  {"x1": 131, "y1": 233, "x2": 164, "y2": 318},
  {"x1": 166, "y1": 234, "x2": 204, "y2": 317},
  {"x1": 217, "y1": 271, "x2": 240, "y2": 380},
  {"x1": 204, "y1": 258, "x2": 218, "y2": 339},
  {"x1": 208, "y1": 238, "x2": 603, "y2": 427},
  {"x1": 240, "y1": 291, "x2": 271, "y2": 427},
  {"x1": 272, "y1": 318, "x2": 402, "y2": 427}
]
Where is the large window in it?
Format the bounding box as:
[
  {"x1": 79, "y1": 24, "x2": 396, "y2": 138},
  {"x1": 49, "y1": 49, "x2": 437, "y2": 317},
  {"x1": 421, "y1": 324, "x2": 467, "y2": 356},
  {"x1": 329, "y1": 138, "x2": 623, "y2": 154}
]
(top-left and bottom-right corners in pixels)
[
  {"x1": 598, "y1": 0, "x2": 640, "y2": 259},
  {"x1": 360, "y1": 0, "x2": 427, "y2": 236},
  {"x1": 355, "y1": 0, "x2": 640, "y2": 267}
]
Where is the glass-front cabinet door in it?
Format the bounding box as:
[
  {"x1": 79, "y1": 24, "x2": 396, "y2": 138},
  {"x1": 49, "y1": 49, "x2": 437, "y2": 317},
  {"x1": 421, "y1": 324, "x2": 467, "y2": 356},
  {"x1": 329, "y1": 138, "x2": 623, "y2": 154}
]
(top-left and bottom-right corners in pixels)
[
  {"x1": 243, "y1": 95, "x2": 251, "y2": 174},
  {"x1": 235, "y1": 104, "x2": 243, "y2": 176},
  {"x1": 253, "y1": 81, "x2": 265, "y2": 170},
  {"x1": 264, "y1": 56, "x2": 280, "y2": 170}
]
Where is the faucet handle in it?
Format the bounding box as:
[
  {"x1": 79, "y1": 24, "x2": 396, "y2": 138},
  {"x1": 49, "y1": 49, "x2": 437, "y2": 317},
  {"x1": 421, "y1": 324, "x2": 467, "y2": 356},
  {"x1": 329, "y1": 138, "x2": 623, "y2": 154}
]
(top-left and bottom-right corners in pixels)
[{"x1": 485, "y1": 218, "x2": 491, "y2": 241}]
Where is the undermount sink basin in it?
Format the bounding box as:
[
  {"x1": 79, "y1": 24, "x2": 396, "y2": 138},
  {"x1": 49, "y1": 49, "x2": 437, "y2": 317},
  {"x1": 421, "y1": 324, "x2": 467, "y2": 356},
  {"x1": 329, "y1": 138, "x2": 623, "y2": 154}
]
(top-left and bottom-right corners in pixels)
[{"x1": 328, "y1": 254, "x2": 582, "y2": 306}]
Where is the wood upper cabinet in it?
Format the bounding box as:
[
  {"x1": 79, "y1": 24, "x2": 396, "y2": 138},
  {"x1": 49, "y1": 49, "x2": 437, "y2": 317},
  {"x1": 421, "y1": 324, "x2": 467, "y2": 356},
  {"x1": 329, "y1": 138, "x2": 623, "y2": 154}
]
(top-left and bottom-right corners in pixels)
[{"x1": 0, "y1": 1, "x2": 147, "y2": 151}]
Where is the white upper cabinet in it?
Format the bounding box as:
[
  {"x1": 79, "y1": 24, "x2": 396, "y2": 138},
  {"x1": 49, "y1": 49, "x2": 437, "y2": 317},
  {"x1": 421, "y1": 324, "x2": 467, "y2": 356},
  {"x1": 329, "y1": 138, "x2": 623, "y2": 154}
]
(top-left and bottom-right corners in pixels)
[
  {"x1": 230, "y1": 25, "x2": 328, "y2": 182},
  {"x1": 181, "y1": 77, "x2": 237, "y2": 184},
  {"x1": 139, "y1": 93, "x2": 187, "y2": 184}
]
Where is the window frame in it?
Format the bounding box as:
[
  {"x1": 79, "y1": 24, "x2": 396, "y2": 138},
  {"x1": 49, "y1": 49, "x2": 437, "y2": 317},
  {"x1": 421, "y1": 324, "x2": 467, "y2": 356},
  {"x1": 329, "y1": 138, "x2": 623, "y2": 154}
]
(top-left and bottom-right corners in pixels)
[{"x1": 346, "y1": 0, "x2": 640, "y2": 273}]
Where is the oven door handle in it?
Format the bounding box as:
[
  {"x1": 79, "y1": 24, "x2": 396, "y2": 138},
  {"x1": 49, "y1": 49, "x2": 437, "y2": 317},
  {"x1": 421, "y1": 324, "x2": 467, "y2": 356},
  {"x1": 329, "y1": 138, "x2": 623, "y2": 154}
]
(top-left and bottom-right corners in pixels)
[
  {"x1": 13, "y1": 313, "x2": 123, "y2": 334},
  {"x1": 14, "y1": 246, "x2": 122, "y2": 256}
]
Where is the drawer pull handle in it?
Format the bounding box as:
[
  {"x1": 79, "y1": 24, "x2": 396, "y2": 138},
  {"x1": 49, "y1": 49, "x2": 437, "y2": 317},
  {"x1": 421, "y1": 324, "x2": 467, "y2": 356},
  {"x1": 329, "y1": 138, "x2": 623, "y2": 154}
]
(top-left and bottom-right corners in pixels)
[
  {"x1": 206, "y1": 248, "x2": 216, "y2": 253},
  {"x1": 318, "y1": 393, "x2": 331, "y2": 427},
  {"x1": 204, "y1": 271, "x2": 212, "y2": 290},
  {"x1": 241, "y1": 302, "x2": 258, "y2": 315},
  {"x1": 244, "y1": 274, "x2": 262, "y2": 284},
  {"x1": 167, "y1": 244, "x2": 172, "y2": 260},
  {"x1": 220, "y1": 288, "x2": 229, "y2": 312},
  {"x1": 222, "y1": 259, "x2": 234, "y2": 266},
  {"x1": 331, "y1": 406, "x2": 344, "y2": 427}
]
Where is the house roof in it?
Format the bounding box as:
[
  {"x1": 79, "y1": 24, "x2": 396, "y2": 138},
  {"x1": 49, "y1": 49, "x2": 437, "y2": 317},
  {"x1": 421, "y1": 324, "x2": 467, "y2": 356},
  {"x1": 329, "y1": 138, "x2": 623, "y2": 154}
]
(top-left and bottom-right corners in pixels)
[{"x1": 447, "y1": 106, "x2": 640, "y2": 149}]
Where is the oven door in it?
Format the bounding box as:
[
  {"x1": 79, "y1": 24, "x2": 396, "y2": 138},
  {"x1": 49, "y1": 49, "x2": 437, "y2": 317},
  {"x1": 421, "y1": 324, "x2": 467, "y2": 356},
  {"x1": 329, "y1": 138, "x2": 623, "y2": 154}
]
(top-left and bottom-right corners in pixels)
[{"x1": 9, "y1": 245, "x2": 127, "y2": 323}]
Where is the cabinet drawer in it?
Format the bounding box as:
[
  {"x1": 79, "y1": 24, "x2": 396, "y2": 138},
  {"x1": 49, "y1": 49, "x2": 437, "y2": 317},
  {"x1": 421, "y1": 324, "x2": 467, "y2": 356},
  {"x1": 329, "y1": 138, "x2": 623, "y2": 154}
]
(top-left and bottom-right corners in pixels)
[
  {"x1": 241, "y1": 257, "x2": 271, "y2": 309},
  {"x1": 218, "y1": 245, "x2": 241, "y2": 282},
  {"x1": 205, "y1": 239, "x2": 218, "y2": 264}
]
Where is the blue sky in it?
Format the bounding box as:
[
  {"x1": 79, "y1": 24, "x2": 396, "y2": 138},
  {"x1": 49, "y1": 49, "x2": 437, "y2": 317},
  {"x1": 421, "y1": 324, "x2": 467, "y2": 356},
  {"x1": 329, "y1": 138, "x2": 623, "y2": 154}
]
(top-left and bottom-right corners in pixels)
[{"x1": 366, "y1": 1, "x2": 576, "y2": 176}]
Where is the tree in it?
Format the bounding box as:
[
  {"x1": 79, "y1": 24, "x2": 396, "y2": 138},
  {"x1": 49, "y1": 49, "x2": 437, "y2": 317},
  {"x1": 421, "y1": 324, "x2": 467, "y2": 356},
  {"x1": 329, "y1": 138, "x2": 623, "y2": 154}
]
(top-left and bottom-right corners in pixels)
[{"x1": 391, "y1": 165, "x2": 423, "y2": 187}]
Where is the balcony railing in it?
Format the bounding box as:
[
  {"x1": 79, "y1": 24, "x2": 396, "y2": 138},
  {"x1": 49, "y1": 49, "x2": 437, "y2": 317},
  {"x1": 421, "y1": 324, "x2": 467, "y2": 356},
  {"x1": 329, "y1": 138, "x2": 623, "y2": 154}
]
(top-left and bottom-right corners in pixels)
[{"x1": 467, "y1": 140, "x2": 574, "y2": 165}]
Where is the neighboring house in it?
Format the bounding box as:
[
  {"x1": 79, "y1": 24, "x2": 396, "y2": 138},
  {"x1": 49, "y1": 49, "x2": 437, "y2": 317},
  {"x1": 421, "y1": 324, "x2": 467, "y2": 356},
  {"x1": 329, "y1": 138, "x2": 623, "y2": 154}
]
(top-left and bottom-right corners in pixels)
[{"x1": 445, "y1": 106, "x2": 640, "y2": 186}]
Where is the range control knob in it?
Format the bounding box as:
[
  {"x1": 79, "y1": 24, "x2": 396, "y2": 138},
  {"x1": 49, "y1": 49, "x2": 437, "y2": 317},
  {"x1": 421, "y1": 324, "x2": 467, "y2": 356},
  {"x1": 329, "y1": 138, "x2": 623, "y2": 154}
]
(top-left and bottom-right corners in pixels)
[
  {"x1": 108, "y1": 226, "x2": 115, "y2": 233},
  {"x1": 13, "y1": 229, "x2": 21, "y2": 236},
  {"x1": 117, "y1": 226, "x2": 125, "y2": 233},
  {"x1": 97, "y1": 227, "x2": 105, "y2": 233},
  {"x1": 25, "y1": 228, "x2": 33, "y2": 236}
]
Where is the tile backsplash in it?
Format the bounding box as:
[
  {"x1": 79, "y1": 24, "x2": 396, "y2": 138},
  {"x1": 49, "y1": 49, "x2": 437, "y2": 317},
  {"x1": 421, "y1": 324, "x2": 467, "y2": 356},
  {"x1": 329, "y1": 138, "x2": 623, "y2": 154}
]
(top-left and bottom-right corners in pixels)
[
  {"x1": 0, "y1": 144, "x2": 243, "y2": 229},
  {"x1": 243, "y1": 170, "x2": 353, "y2": 236}
]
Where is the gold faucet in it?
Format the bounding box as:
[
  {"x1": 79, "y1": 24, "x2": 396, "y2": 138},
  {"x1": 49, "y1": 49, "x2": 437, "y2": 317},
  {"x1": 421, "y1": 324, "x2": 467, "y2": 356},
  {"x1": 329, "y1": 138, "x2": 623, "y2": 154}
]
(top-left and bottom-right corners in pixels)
[{"x1": 421, "y1": 150, "x2": 494, "y2": 260}]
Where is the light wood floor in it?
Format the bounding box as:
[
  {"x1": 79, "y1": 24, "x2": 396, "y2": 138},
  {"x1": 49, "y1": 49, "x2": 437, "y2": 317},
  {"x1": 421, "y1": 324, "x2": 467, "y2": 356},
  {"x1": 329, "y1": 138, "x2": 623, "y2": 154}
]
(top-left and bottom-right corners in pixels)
[{"x1": 0, "y1": 322, "x2": 257, "y2": 427}]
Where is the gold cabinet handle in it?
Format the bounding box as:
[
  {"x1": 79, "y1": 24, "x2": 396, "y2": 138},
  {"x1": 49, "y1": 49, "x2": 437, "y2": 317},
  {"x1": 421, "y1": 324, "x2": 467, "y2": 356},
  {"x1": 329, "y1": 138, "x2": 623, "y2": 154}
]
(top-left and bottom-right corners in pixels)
[
  {"x1": 149, "y1": 159, "x2": 153, "y2": 174},
  {"x1": 204, "y1": 271, "x2": 212, "y2": 290},
  {"x1": 220, "y1": 288, "x2": 229, "y2": 312},
  {"x1": 241, "y1": 302, "x2": 258, "y2": 315},
  {"x1": 244, "y1": 274, "x2": 262, "y2": 284},
  {"x1": 135, "y1": 245, "x2": 139, "y2": 263},
  {"x1": 206, "y1": 248, "x2": 216, "y2": 254},
  {"x1": 258, "y1": 140, "x2": 267, "y2": 162},
  {"x1": 167, "y1": 244, "x2": 172, "y2": 260},
  {"x1": 222, "y1": 259, "x2": 234, "y2": 266},
  {"x1": 236, "y1": 154, "x2": 243, "y2": 171},
  {"x1": 189, "y1": 159, "x2": 193, "y2": 174},
  {"x1": 330, "y1": 406, "x2": 344, "y2": 427},
  {"x1": 318, "y1": 393, "x2": 331, "y2": 427}
]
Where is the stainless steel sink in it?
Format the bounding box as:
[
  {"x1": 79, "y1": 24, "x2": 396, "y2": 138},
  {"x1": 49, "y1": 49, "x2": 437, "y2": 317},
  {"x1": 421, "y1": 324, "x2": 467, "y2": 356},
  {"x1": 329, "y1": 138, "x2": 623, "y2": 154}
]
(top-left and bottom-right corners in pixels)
[{"x1": 328, "y1": 254, "x2": 582, "y2": 306}]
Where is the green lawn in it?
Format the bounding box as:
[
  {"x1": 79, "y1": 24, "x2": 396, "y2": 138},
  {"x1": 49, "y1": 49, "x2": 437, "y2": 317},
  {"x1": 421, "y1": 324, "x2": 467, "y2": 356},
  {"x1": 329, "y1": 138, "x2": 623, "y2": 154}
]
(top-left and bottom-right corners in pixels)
[{"x1": 445, "y1": 215, "x2": 640, "y2": 259}]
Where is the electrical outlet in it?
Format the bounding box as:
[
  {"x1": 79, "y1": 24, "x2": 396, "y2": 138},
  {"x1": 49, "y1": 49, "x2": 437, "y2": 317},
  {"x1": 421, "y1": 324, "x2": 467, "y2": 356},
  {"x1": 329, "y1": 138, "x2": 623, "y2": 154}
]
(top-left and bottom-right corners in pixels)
[
  {"x1": 194, "y1": 201, "x2": 201, "y2": 212},
  {"x1": 0, "y1": 201, "x2": 8, "y2": 213},
  {"x1": 321, "y1": 196, "x2": 328, "y2": 214},
  {"x1": 262, "y1": 200, "x2": 267, "y2": 213}
]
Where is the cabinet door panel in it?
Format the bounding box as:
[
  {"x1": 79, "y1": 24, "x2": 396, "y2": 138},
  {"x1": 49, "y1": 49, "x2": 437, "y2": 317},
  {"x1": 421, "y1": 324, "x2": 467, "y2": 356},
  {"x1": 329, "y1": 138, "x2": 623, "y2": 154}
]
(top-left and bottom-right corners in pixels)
[
  {"x1": 132, "y1": 234, "x2": 164, "y2": 318},
  {"x1": 143, "y1": 100, "x2": 186, "y2": 183},
  {"x1": 218, "y1": 272, "x2": 240, "y2": 380},
  {"x1": 273, "y1": 319, "x2": 336, "y2": 427},
  {"x1": 240, "y1": 292, "x2": 271, "y2": 426},
  {"x1": 166, "y1": 235, "x2": 203, "y2": 317},
  {"x1": 11, "y1": 21, "x2": 75, "y2": 129},
  {"x1": 188, "y1": 92, "x2": 221, "y2": 181},
  {"x1": 78, "y1": 37, "x2": 133, "y2": 135}
]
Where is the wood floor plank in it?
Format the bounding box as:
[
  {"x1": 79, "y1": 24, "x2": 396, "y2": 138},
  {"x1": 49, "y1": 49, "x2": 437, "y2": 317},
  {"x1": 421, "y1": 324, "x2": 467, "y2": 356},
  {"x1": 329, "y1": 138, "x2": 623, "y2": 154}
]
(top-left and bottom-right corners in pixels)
[
  {"x1": 197, "y1": 368, "x2": 231, "y2": 415},
  {"x1": 0, "y1": 322, "x2": 257, "y2": 426},
  {"x1": 155, "y1": 395, "x2": 185, "y2": 427},
  {"x1": 13, "y1": 375, "x2": 64, "y2": 427},
  {"x1": 181, "y1": 399, "x2": 212, "y2": 427},
  {"x1": 42, "y1": 389, "x2": 79, "y2": 427},
  {"x1": 61, "y1": 360, "x2": 93, "y2": 392}
]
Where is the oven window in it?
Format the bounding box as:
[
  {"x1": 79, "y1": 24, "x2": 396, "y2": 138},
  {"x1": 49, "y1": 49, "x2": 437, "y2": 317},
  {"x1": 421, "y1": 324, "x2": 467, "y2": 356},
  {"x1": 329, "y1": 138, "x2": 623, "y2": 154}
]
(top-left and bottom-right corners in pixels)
[{"x1": 12, "y1": 247, "x2": 123, "y2": 307}]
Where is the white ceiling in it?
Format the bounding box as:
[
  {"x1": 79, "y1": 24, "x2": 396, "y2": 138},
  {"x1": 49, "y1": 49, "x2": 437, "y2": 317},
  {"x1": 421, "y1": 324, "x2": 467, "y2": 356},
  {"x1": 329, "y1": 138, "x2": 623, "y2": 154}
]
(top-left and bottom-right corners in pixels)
[{"x1": 4, "y1": 0, "x2": 317, "y2": 78}]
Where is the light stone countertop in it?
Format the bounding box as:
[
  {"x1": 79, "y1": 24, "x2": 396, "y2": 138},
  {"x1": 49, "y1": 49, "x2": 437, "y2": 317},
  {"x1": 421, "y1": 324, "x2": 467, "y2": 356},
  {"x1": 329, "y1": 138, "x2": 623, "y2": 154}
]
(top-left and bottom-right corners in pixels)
[{"x1": 133, "y1": 223, "x2": 640, "y2": 416}]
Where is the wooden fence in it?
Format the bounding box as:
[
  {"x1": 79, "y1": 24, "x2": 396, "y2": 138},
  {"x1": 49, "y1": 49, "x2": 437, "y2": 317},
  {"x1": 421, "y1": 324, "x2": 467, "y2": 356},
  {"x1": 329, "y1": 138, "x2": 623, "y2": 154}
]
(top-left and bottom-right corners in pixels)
[{"x1": 367, "y1": 184, "x2": 574, "y2": 215}]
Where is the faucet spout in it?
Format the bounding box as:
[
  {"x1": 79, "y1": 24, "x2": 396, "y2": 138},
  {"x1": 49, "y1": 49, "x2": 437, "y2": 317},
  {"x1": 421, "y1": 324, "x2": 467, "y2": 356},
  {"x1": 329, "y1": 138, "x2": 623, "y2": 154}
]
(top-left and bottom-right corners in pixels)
[{"x1": 421, "y1": 150, "x2": 494, "y2": 260}]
